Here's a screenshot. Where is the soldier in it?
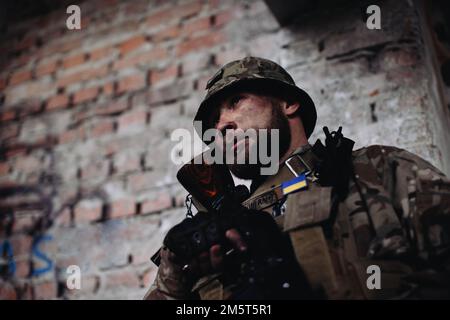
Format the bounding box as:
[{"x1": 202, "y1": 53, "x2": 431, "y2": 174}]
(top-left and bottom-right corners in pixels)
[{"x1": 144, "y1": 57, "x2": 450, "y2": 300}]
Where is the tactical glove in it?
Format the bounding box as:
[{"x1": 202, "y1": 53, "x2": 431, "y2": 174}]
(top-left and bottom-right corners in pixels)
[{"x1": 144, "y1": 246, "x2": 195, "y2": 300}]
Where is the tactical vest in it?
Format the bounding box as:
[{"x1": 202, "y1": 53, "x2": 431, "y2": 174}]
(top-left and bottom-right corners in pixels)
[{"x1": 191, "y1": 145, "x2": 427, "y2": 300}]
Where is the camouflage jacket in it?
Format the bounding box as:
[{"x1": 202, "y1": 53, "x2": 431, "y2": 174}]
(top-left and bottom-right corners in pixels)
[{"x1": 145, "y1": 144, "x2": 450, "y2": 300}]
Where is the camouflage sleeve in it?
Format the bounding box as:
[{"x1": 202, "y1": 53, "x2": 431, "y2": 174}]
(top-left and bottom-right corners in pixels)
[
  {"x1": 143, "y1": 246, "x2": 196, "y2": 300},
  {"x1": 370, "y1": 146, "x2": 450, "y2": 297}
]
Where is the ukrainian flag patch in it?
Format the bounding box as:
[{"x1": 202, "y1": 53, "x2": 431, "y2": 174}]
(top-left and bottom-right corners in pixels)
[{"x1": 281, "y1": 174, "x2": 308, "y2": 195}]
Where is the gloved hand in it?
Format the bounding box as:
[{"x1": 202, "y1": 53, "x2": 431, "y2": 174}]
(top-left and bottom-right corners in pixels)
[
  {"x1": 145, "y1": 226, "x2": 248, "y2": 300},
  {"x1": 161, "y1": 205, "x2": 314, "y2": 298},
  {"x1": 144, "y1": 246, "x2": 194, "y2": 300}
]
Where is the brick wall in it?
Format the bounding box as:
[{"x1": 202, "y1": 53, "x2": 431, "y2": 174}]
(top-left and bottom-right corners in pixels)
[{"x1": 0, "y1": 0, "x2": 449, "y2": 299}]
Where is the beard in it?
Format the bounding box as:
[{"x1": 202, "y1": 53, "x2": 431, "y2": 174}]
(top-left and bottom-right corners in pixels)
[{"x1": 227, "y1": 103, "x2": 291, "y2": 180}]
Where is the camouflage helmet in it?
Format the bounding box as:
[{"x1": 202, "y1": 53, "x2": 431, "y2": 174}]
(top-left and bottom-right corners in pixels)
[{"x1": 194, "y1": 56, "x2": 317, "y2": 139}]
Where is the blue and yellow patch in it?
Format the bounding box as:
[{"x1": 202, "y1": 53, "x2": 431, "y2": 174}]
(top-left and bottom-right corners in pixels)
[{"x1": 281, "y1": 174, "x2": 308, "y2": 195}]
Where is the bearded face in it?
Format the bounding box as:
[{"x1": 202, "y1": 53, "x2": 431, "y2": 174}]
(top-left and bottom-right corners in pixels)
[{"x1": 211, "y1": 92, "x2": 292, "y2": 180}]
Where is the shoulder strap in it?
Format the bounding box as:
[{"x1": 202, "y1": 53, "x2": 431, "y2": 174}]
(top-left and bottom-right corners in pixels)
[{"x1": 242, "y1": 146, "x2": 319, "y2": 211}]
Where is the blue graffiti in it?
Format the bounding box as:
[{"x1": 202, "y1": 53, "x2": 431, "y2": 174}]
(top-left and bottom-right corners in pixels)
[
  {"x1": 0, "y1": 240, "x2": 16, "y2": 275},
  {"x1": 0, "y1": 234, "x2": 54, "y2": 277},
  {"x1": 31, "y1": 235, "x2": 54, "y2": 276}
]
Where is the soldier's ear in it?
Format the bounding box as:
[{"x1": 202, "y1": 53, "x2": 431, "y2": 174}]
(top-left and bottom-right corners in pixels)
[{"x1": 281, "y1": 101, "x2": 300, "y2": 117}]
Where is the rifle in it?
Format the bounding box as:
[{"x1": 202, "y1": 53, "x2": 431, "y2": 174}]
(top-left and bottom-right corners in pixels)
[
  {"x1": 156, "y1": 152, "x2": 313, "y2": 299},
  {"x1": 163, "y1": 153, "x2": 249, "y2": 266}
]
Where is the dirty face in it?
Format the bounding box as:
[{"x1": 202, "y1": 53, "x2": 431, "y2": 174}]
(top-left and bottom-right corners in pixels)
[{"x1": 209, "y1": 91, "x2": 291, "y2": 179}]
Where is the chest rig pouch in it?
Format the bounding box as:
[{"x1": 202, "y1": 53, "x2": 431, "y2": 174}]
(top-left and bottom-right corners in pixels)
[
  {"x1": 283, "y1": 184, "x2": 336, "y2": 297},
  {"x1": 281, "y1": 147, "x2": 337, "y2": 298}
]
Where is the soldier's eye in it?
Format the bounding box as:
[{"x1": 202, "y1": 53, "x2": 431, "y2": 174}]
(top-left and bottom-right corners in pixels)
[{"x1": 230, "y1": 95, "x2": 243, "y2": 107}]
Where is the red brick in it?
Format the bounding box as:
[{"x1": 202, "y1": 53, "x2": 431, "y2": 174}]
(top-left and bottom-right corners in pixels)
[
  {"x1": 17, "y1": 100, "x2": 43, "y2": 118},
  {"x1": 394, "y1": 49, "x2": 419, "y2": 67},
  {"x1": 176, "y1": 32, "x2": 225, "y2": 56},
  {"x1": 103, "y1": 82, "x2": 115, "y2": 96},
  {"x1": 57, "y1": 65, "x2": 108, "y2": 87},
  {"x1": 59, "y1": 188, "x2": 78, "y2": 206},
  {"x1": 119, "y1": 35, "x2": 147, "y2": 56},
  {"x1": 14, "y1": 155, "x2": 41, "y2": 174},
  {"x1": 175, "y1": 192, "x2": 188, "y2": 207},
  {"x1": 15, "y1": 260, "x2": 30, "y2": 278},
  {"x1": 74, "y1": 199, "x2": 103, "y2": 223},
  {"x1": 53, "y1": 207, "x2": 72, "y2": 227},
  {"x1": 4, "y1": 145, "x2": 27, "y2": 159},
  {"x1": 146, "y1": 80, "x2": 189, "y2": 104},
  {"x1": 12, "y1": 213, "x2": 37, "y2": 232},
  {"x1": 0, "y1": 110, "x2": 16, "y2": 122},
  {"x1": 46, "y1": 94, "x2": 69, "y2": 111},
  {"x1": 62, "y1": 53, "x2": 86, "y2": 69},
  {"x1": 141, "y1": 193, "x2": 172, "y2": 214},
  {"x1": 110, "y1": 198, "x2": 135, "y2": 219},
  {"x1": 0, "y1": 162, "x2": 10, "y2": 176},
  {"x1": 141, "y1": 267, "x2": 157, "y2": 288},
  {"x1": 61, "y1": 39, "x2": 83, "y2": 54},
  {"x1": 14, "y1": 54, "x2": 33, "y2": 69},
  {"x1": 35, "y1": 60, "x2": 58, "y2": 77},
  {"x1": 113, "y1": 47, "x2": 167, "y2": 70},
  {"x1": 130, "y1": 246, "x2": 153, "y2": 266},
  {"x1": 116, "y1": 74, "x2": 146, "y2": 94},
  {"x1": 117, "y1": 109, "x2": 147, "y2": 131},
  {"x1": 215, "y1": 46, "x2": 246, "y2": 65},
  {"x1": 177, "y1": 0, "x2": 203, "y2": 20},
  {"x1": 33, "y1": 281, "x2": 57, "y2": 300},
  {"x1": 81, "y1": 15, "x2": 91, "y2": 29},
  {"x1": 150, "y1": 65, "x2": 178, "y2": 85},
  {"x1": 182, "y1": 53, "x2": 211, "y2": 74},
  {"x1": 0, "y1": 123, "x2": 19, "y2": 141},
  {"x1": 69, "y1": 109, "x2": 87, "y2": 125},
  {"x1": 127, "y1": 172, "x2": 156, "y2": 192},
  {"x1": 215, "y1": 8, "x2": 234, "y2": 27},
  {"x1": 55, "y1": 255, "x2": 78, "y2": 270},
  {"x1": 79, "y1": 161, "x2": 109, "y2": 181},
  {"x1": 88, "y1": 66, "x2": 112, "y2": 85},
  {"x1": 20, "y1": 283, "x2": 34, "y2": 300},
  {"x1": 85, "y1": 275, "x2": 101, "y2": 294},
  {"x1": 182, "y1": 16, "x2": 211, "y2": 36},
  {"x1": 90, "y1": 119, "x2": 115, "y2": 138},
  {"x1": 0, "y1": 280, "x2": 17, "y2": 300},
  {"x1": 196, "y1": 74, "x2": 211, "y2": 92},
  {"x1": 58, "y1": 127, "x2": 85, "y2": 144},
  {"x1": 153, "y1": 24, "x2": 180, "y2": 42},
  {"x1": 9, "y1": 69, "x2": 32, "y2": 86},
  {"x1": 103, "y1": 139, "x2": 122, "y2": 156},
  {"x1": 103, "y1": 269, "x2": 140, "y2": 289},
  {"x1": 112, "y1": 154, "x2": 141, "y2": 175},
  {"x1": 0, "y1": 77, "x2": 6, "y2": 91},
  {"x1": 15, "y1": 35, "x2": 36, "y2": 51},
  {"x1": 124, "y1": 0, "x2": 148, "y2": 14},
  {"x1": 9, "y1": 234, "x2": 33, "y2": 256},
  {"x1": 73, "y1": 87, "x2": 99, "y2": 104},
  {"x1": 90, "y1": 46, "x2": 112, "y2": 60},
  {"x1": 146, "y1": 8, "x2": 174, "y2": 28},
  {"x1": 56, "y1": 71, "x2": 85, "y2": 88},
  {"x1": 96, "y1": 100, "x2": 128, "y2": 116}
]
